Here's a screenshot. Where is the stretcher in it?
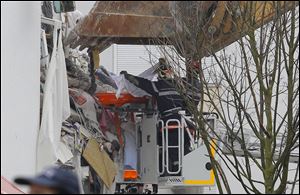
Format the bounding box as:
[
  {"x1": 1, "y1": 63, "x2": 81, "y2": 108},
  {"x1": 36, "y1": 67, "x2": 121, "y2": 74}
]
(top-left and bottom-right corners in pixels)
[{"x1": 94, "y1": 92, "x2": 148, "y2": 108}]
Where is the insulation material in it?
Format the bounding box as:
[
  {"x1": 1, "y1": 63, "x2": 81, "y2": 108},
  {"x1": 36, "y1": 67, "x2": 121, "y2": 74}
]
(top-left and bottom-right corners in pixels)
[{"x1": 57, "y1": 141, "x2": 74, "y2": 164}]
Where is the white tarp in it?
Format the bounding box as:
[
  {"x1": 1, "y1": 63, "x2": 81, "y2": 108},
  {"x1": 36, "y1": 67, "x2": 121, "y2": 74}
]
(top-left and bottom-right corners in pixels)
[
  {"x1": 138, "y1": 62, "x2": 160, "y2": 80},
  {"x1": 112, "y1": 63, "x2": 159, "y2": 98},
  {"x1": 37, "y1": 23, "x2": 70, "y2": 172},
  {"x1": 112, "y1": 75, "x2": 150, "y2": 98}
]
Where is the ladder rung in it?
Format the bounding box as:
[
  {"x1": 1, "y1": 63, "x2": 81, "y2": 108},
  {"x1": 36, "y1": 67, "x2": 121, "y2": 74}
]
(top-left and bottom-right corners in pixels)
[
  {"x1": 167, "y1": 146, "x2": 180, "y2": 149},
  {"x1": 164, "y1": 125, "x2": 182, "y2": 129}
]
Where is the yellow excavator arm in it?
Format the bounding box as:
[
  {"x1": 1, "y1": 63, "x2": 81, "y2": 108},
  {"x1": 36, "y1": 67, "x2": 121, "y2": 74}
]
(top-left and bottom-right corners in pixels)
[{"x1": 200, "y1": 1, "x2": 298, "y2": 56}]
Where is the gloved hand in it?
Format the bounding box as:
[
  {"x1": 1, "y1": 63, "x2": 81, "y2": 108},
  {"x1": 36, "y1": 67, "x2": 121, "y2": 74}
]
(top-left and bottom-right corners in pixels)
[
  {"x1": 120, "y1": 71, "x2": 139, "y2": 86},
  {"x1": 120, "y1": 70, "x2": 128, "y2": 75}
]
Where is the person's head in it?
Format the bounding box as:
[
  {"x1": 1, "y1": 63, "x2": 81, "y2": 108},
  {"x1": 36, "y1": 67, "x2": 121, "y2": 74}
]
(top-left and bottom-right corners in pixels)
[
  {"x1": 14, "y1": 166, "x2": 80, "y2": 194},
  {"x1": 156, "y1": 58, "x2": 173, "y2": 80}
]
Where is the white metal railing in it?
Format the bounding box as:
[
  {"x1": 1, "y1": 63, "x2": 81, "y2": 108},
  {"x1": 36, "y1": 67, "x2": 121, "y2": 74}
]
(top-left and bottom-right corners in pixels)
[
  {"x1": 158, "y1": 118, "x2": 182, "y2": 176},
  {"x1": 158, "y1": 112, "x2": 219, "y2": 176},
  {"x1": 166, "y1": 119, "x2": 182, "y2": 174},
  {"x1": 158, "y1": 120, "x2": 165, "y2": 175}
]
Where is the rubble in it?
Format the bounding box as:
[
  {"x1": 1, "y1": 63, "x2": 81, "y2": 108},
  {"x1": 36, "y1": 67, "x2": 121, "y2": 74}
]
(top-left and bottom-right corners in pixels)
[{"x1": 38, "y1": 7, "x2": 145, "y2": 194}]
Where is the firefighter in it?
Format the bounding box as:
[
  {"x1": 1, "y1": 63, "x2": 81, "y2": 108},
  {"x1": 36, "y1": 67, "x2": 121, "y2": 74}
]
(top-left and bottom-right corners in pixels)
[{"x1": 121, "y1": 58, "x2": 191, "y2": 174}]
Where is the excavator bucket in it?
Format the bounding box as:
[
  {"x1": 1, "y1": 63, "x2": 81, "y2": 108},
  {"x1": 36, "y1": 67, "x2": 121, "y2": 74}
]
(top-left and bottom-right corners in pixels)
[
  {"x1": 67, "y1": 1, "x2": 175, "y2": 52},
  {"x1": 67, "y1": 1, "x2": 298, "y2": 56}
]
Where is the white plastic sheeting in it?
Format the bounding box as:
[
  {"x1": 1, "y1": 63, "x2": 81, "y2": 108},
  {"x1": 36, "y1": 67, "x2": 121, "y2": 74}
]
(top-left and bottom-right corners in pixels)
[
  {"x1": 138, "y1": 62, "x2": 160, "y2": 80},
  {"x1": 112, "y1": 62, "x2": 159, "y2": 98},
  {"x1": 112, "y1": 75, "x2": 149, "y2": 98},
  {"x1": 37, "y1": 19, "x2": 70, "y2": 172}
]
